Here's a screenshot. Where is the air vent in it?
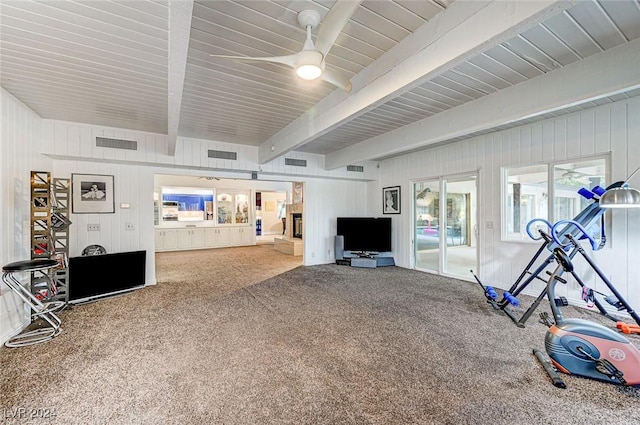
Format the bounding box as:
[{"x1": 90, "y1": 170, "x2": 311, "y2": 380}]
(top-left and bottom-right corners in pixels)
[
  {"x1": 285, "y1": 158, "x2": 307, "y2": 167},
  {"x1": 96, "y1": 137, "x2": 137, "y2": 150},
  {"x1": 208, "y1": 149, "x2": 237, "y2": 160},
  {"x1": 347, "y1": 165, "x2": 364, "y2": 172}
]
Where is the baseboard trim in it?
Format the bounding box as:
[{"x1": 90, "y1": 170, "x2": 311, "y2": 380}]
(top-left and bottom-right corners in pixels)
[{"x1": 0, "y1": 314, "x2": 31, "y2": 347}]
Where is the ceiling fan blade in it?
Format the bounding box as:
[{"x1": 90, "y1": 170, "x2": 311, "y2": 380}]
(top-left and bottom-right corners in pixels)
[
  {"x1": 315, "y1": 0, "x2": 362, "y2": 57},
  {"x1": 320, "y1": 67, "x2": 352, "y2": 93},
  {"x1": 209, "y1": 53, "x2": 298, "y2": 68}
]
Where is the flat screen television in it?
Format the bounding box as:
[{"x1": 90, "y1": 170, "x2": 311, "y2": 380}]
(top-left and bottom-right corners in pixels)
[
  {"x1": 336, "y1": 217, "x2": 392, "y2": 253},
  {"x1": 69, "y1": 250, "x2": 146, "y2": 303}
]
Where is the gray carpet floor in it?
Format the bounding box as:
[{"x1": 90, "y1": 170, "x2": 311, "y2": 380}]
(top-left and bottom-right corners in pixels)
[{"x1": 1, "y1": 245, "x2": 638, "y2": 424}]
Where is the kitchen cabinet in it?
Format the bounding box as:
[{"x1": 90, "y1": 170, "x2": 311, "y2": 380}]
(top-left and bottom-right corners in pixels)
[
  {"x1": 216, "y1": 190, "x2": 251, "y2": 225},
  {"x1": 155, "y1": 229, "x2": 178, "y2": 251},
  {"x1": 177, "y1": 228, "x2": 205, "y2": 249},
  {"x1": 154, "y1": 190, "x2": 254, "y2": 252},
  {"x1": 229, "y1": 226, "x2": 254, "y2": 246},
  {"x1": 205, "y1": 227, "x2": 230, "y2": 248},
  {"x1": 155, "y1": 226, "x2": 253, "y2": 252}
]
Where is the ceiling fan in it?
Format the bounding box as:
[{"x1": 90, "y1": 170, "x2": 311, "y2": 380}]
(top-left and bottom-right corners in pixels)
[
  {"x1": 561, "y1": 170, "x2": 586, "y2": 179},
  {"x1": 557, "y1": 169, "x2": 591, "y2": 185},
  {"x1": 209, "y1": 1, "x2": 362, "y2": 93}
]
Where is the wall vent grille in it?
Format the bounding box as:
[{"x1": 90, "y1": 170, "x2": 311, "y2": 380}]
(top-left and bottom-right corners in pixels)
[
  {"x1": 96, "y1": 137, "x2": 137, "y2": 150},
  {"x1": 208, "y1": 149, "x2": 237, "y2": 160},
  {"x1": 285, "y1": 158, "x2": 307, "y2": 167},
  {"x1": 347, "y1": 165, "x2": 364, "y2": 172}
]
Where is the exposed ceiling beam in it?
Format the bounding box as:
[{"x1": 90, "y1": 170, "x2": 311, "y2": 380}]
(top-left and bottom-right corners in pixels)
[
  {"x1": 168, "y1": 0, "x2": 194, "y2": 156},
  {"x1": 325, "y1": 37, "x2": 640, "y2": 169},
  {"x1": 258, "y1": 0, "x2": 574, "y2": 164}
]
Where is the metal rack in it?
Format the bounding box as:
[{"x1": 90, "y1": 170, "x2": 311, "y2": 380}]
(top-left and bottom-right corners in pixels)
[
  {"x1": 30, "y1": 171, "x2": 51, "y2": 259},
  {"x1": 0, "y1": 172, "x2": 71, "y2": 346},
  {"x1": 30, "y1": 171, "x2": 70, "y2": 306},
  {"x1": 50, "y1": 177, "x2": 71, "y2": 304}
]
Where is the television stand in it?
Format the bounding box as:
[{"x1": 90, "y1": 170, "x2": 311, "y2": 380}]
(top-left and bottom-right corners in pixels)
[
  {"x1": 353, "y1": 252, "x2": 377, "y2": 258},
  {"x1": 346, "y1": 253, "x2": 395, "y2": 269},
  {"x1": 351, "y1": 257, "x2": 377, "y2": 268}
]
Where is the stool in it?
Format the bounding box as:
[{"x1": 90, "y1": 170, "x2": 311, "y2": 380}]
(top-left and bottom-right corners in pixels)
[{"x1": 2, "y1": 259, "x2": 64, "y2": 347}]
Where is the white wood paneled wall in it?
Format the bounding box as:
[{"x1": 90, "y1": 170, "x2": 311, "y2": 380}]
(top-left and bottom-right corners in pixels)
[
  {"x1": 0, "y1": 89, "x2": 51, "y2": 343},
  {"x1": 153, "y1": 173, "x2": 369, "y2": 261},
  {"x1": 41, "y1": 122, "x2": 379, "y2": 182},
  {"x1": 39, "y1": 120, "x2": 369, "y2": 279},
  {"x1": 8, "y1": 89, "x2": 638, "y2": 341},
  {"x1": 51, "y1": 159, "x2": 156, "y2": 285},
  {"x1": 303, "y1": 179, "x2": 368, "y2": 265},
  {"x1": 374, "y1": 97, "x2": 640, "y2": 311}
]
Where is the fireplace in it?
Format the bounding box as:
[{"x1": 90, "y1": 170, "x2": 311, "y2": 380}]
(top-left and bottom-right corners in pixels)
[{"x1": 292, "y1": 213, "x2": 302, "y2": 238}]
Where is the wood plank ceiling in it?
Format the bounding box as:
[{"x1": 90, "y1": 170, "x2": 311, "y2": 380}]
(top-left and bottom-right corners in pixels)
[
  {"x1": 1, "y1": 0, "x2": 640, "y2": 164},
  {"x1": 0, "y1": 0, "x2": 169, "y2": 133},
  {"x1": 182, "y1": 0, "x2": 446, "y2": 145}
]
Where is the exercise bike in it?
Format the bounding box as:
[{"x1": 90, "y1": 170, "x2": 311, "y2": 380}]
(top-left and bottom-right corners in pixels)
[{"x1": 536, "y1": 247, "x2": 640, "y2": 387}]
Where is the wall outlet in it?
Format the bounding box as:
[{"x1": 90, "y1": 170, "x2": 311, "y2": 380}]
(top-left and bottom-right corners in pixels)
[
  {"x1": 486, "y1": 221, "x2": 494, "y2": 230},
  {"x1": 87, "y1": 224, "x2": 100, "y2": 231},
  {"x1": 125, "y1": 223, "x2": 135, "y2": 231}
]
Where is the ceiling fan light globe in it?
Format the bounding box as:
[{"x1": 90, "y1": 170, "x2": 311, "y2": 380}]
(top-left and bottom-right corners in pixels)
[{"x1": 296, "y1": 64, "x2": 322, "y2": 80}]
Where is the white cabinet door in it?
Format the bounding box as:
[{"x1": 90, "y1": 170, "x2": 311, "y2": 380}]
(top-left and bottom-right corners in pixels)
[
  {"x1": 177, "y1": 228, "x2": 205, "y2": 249},
  {"x1": 216, "y1": 190, "x2": 251, "y2": 225},
  {"x1": 241, "y1": 226, "x2": 254, "y2": 245},
  {"x1": 160, "y1": 227, "x2": 252, "y2": 250},
  {"x1": 205, "y1": 228, "x2": 230, "y2": 247},
  {"x1": 204, "y1": 228, "x2": 217, "y2": 247},
  {"x1": 155, "y1": 229, "x2": 164, "y2": 251},
  {"x1": 164, "y1": 230, "x2": 178, "y2": 249},
  {"x1": 177, "y1": 229, "x2": 192, "y2": 249},
  {"x1": 229, "y1": 228, "x2": 242, "y2": 246},
  {"x1": 155, "y1": 229, "x2": 178, "y2": 251},
  {"x1": 191, "y1": 228, "x2": 205, "y2": 247},
  {"x1": 229, "y1": 227, "x2": 254, "y2": 246},
  {"x1": 217, "y1": 228, "x2": 230, "y2": 247}
]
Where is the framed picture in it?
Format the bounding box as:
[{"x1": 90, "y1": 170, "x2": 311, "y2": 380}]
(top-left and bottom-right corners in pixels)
[
  {"x1": 71, "y1": 174, "x2": 115, "y2": 214},
  {"x1": 383, "y1": 186, "x2": 401, "y2": 214}
]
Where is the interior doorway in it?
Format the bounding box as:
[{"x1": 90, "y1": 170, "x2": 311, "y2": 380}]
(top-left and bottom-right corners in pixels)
[
  {"x1": 256, "y1": 191, "x2": 287, "y2": 244},
  {"x1": 413, "y1": 174, "x2": 478, "y2": 280}
]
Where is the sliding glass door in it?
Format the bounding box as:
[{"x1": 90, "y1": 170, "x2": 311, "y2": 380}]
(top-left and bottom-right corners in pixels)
[
  {"x1": 414, "y1": 180, "x2": 440, "y2": 271},
  {"x1": 414, "y1": 175, "x2": 478, "y2": 279}
]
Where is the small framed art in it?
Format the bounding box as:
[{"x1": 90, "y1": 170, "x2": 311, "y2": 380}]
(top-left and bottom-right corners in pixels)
[
  {"x1": 383, "y1": 186, "x2": 401, "y2": 214},
  {"x1": 71, "y1": 174, "x2": 115, "y2": 214}
]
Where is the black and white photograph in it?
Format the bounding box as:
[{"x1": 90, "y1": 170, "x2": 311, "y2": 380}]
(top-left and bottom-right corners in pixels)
[
  {"x1": 383, "y1": 186, "x2": 401, "y2": 214},
  {"x1": 71, "y1": 174, "x2": 114, "y2": 213}
]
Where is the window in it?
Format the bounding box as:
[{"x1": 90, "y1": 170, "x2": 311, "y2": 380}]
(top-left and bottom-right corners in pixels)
[
  {"x1": 504, "y1": 164, "x2": 548, "y2": 241},
  {"x1": 553, "y1": 159, "x2": 606, "y2": 222},
  {"x1": 503, "y1": 157, "x2": 607, "y2": 242}
]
